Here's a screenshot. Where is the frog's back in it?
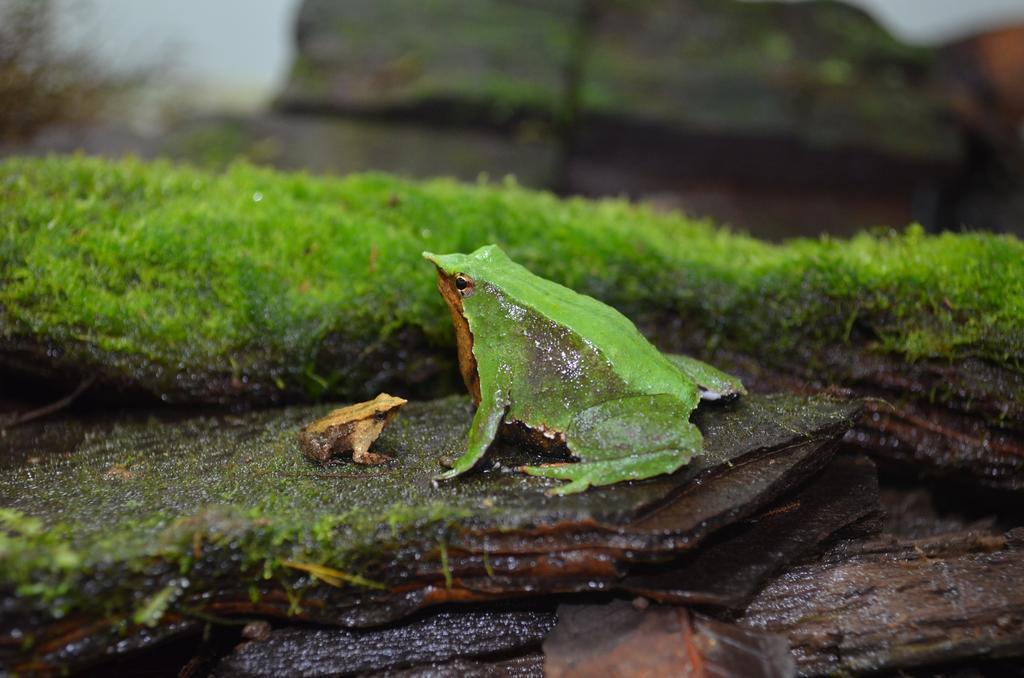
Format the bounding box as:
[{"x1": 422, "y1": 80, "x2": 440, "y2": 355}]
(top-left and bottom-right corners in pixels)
[{"x1": 457, "y1": 246, "x2": 692, "y2": 401}]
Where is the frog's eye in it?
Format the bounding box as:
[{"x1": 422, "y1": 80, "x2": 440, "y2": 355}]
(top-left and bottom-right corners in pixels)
[{"x1": 454, "y1": 274, "x2": 474, "y2": 297}]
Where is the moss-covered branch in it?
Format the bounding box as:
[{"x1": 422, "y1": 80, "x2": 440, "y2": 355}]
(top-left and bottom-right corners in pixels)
[{"x1": 1, "y1": 155, "x2": 1021, "y2": 406}]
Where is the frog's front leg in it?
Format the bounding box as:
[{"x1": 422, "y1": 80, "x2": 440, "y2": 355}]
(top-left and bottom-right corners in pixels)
[
  {"x1": 435, "y1": 386, "x2": 509, "y2": 481},
  {"x1": 519, "y1": 394, "x2": 702, "y2": 495}
]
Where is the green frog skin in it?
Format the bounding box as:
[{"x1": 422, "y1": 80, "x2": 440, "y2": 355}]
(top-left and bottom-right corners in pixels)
[{"x1": 424, "y1": 245, "x2": 745, "y2": 495}]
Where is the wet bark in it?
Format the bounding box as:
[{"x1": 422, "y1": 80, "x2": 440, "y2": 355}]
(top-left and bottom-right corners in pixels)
[
  {"x1": 644, "y1": 321, "x2": 1024, "y2": 491},
  {"x1": 740, "y1": 528, "x2": 1024, "y2": 675}
]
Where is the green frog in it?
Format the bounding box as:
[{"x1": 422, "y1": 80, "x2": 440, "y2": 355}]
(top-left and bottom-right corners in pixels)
[{"x1": 423, "y1": 245, "x2": 744, "y2": 495}]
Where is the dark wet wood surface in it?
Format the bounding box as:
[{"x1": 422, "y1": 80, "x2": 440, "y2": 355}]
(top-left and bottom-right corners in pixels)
[{"x1": 740, "y1": 528, "x2": 1024, "y2": 676}]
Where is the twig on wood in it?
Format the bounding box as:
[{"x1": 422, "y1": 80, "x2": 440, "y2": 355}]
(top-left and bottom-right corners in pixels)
[{"x1": 0, "y1": 376, "x2": 96, "y2": 429}]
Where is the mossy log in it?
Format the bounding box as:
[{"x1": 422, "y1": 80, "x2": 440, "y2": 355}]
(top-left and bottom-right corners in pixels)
[
  {"x1": 278, "y1": 0, "x2": 577, "y2": 125},
  {"x1": 2, "y1": 155, "x2": 1022, "y2": 487},
  {"x1": 279, "y1": 0, "x2": 953, "y2": 164},
  {"x1": 0, "y1": 393, "x2": 857, "y2": 672},
  {"x1": 211, "y1": 456, "x2": 876, "y2": 678}
]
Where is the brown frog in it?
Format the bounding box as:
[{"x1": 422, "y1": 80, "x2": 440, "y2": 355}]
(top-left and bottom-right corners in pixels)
[{"x1": 299, "y1": 393, "x2": 407, "y2": 465}]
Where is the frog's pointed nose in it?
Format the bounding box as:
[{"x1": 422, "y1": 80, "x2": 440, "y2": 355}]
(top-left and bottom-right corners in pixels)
[{"x1": 422, "y1": 251, "x2": 451, "y2": 272}]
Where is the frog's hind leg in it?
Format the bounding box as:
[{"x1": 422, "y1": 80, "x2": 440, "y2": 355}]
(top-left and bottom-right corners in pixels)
[
  {"x1": 521, "y1": 449, "x2": 694, "y2": 495},
  {"x1": 519, "y1": 394, "x2": 702, "y2": 495}
]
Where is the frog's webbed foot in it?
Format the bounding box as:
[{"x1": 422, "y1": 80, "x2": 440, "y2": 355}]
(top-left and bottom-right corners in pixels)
[
  {"x1": 434, "y1": 396, "x2": 508, "y2": 482},
  {"x1": 436, "y1": 457, "x2": 487, "y2": 481},
  {"x1": 520, "y1": 394, "x2": 702, "y2": 495}
]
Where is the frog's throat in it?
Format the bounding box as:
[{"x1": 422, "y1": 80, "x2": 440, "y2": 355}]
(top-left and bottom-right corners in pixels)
[{"x1": 434, "y1": 269, "x2": 482, "y2": 404}]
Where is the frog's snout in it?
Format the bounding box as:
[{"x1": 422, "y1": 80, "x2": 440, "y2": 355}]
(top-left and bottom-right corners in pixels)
[{"x1": 423, "y1": 251, "x2": 456, "y2": 275}]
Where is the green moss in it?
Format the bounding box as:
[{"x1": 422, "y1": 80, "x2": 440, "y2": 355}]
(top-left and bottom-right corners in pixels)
[
  {"x1": 0, "y1": 155, "x2": 1022, "y2": 406},
  {"x1": 0, "y1": 509, "x2": 81, "y2": 610},
  {"x1": 0, "y1": 398, "x2": 480, "y2": 627}
]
